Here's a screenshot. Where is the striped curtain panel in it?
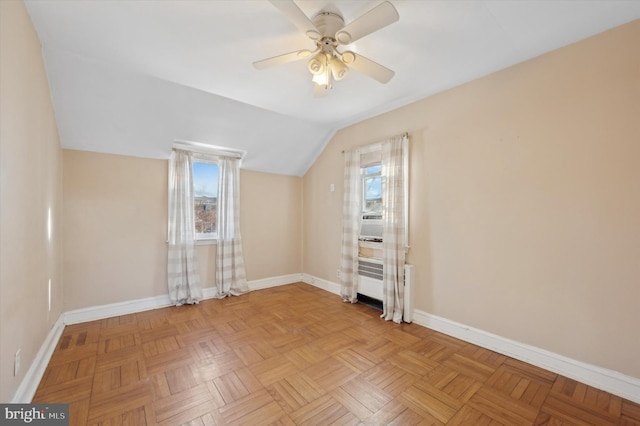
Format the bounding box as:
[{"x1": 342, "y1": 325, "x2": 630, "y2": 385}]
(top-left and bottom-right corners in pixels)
[
  {"x1": 167, "y1": 149, "x2": 203, "y2": 305},
  {"x1": 381, "y1": 136, "x2": 406, "y2": 323},
  {"x1": 215, "y1": 157, "x2": 248, "y2": 298},
  {"x1": 340, "y1": 149, "x2": 361, "y2": 303}
]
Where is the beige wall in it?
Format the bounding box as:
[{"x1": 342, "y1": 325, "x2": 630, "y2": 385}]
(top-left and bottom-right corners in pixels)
[
  {"x1": 63, "y1": 150, "x2": 169, "y2": 310},
  {"x1": 303, "y1": 21, "x2": 640, "y2": 378},
  {"x1": 63, "y1": 151, "x2": 303, "y2": 309},
  {"x1": 196, "y1": 170, "x2": 303, "y2": 287},
  {"x1": 0, "y1": 1, "x2": 64, "y2": 401},
  {"x1": 240, "y1": 169, "x2": 303, "y2": 280}
]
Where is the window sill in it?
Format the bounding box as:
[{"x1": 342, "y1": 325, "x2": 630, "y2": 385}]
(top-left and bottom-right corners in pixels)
[{"x1": 196, "y1": 239, "x2": 217, "y2": 246}]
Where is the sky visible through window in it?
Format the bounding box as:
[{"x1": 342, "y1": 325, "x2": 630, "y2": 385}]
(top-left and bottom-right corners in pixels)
[
  {"x1": 365, "y1": 165, "x2": 382, "y2": 200},
  {"x1": 193, "y1": 162, "x2": 218, "y2": 198}
]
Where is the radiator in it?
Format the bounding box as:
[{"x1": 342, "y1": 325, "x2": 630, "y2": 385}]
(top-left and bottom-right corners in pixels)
[{"x1": 357, "y1": 257, "x2": 415, "y2": 323}]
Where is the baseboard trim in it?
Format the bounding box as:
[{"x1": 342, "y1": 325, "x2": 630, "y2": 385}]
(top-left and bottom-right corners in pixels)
[
  {"x1": 412, "y1": 309, "x2": 640, "y2": 404},
  {"x1": 202, "y1": 274, "x2": 303, "y2": 298},
  {"x1": 11, "y1": 314, "x2": 65, "y2": 403},
  {"x1": 301, "y1": 273, "x2": 341, "y2": 296},
  {"x1": 248, "y1": 273, "x2": 303, "y2": 291},
  {"x1": 202, "y1": 287, "x2": 217, "y2": 299},
  {"x1": 65, "y1": 274, "x2": 303, "y2": 325},
  {"x1": 64, "y1": 293, "x2": 173, "y2": 325}
]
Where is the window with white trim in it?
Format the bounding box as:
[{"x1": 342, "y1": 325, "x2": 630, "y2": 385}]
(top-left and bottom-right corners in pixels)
[
  {"x1": 357, "y1": 138, "x2": 409, "y2": 247},
  {"x1": 169, "y1": 141, "x2": 245, "y2": 244}
]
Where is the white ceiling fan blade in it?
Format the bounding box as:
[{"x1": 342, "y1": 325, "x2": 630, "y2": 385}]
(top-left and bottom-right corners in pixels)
[
  {"x1": 335, "y1": 1, "x2": 399, "y2": 45},
  {"x1": 345, "y1": 52, "x2": 395, "y2": 84},
  {"x1": 253, "y1": 49, "x2": 313, "y2": 70},
  {"x1": 268, "y1": 0, "x2": 321, "y2": 40}
]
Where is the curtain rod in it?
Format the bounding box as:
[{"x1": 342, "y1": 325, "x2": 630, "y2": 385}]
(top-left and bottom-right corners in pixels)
[{"x1": 341, "y1": 132, "x2": 409, "y2": 154}]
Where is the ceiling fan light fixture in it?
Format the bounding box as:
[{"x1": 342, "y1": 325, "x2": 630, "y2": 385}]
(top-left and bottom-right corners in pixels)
[
  {"x1": 313, "y1": 82, "x2": 330, "y2": 98},
  {"x1": 312, "y1": 72, "x2": 330, "y2": 87},
  {"x1": 307, "y1": 53, "x2": 326, "y2": 75},
  {"x1": 309, "y1": 53, "x2": 331, "y2": 87},
  {"x1": 329, "y1": 56, "x2": 348, "y2": 80}
]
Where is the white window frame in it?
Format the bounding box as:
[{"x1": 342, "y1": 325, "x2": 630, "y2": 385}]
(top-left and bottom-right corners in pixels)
[
  {"x1": 356, "y1": 136, "x2": 410, "y2": 250},
  {"x1": 361, "y1": 164, "x2": 383, "y2": 215},
  {"x1": 169, "y1": 140, "x2": 245, "y2": 246},
  {"x1": 192, "y1": 157, "x2": 218, "y2": 243}
]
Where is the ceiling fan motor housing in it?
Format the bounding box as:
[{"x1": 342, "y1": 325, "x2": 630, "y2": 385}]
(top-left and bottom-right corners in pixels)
[{"x1": 312, "y1": 12, "x2": 344, "y2": 40}]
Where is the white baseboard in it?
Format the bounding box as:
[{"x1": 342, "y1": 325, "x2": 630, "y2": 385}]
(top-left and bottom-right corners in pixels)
[
  {"x1": 202, "y1": 274, "x2": 303, "y2": 298},
  {"x1": 301, "y1": 273, "x2": 341, "y2": 295},
  {"x1": 64, "y1": 293, "x2": 173, "y2": 325},
  {"x1": 11, "y1": 314, "x2": 65, "y2": 403},
  {"x1": 248, "y1": 273, "x2": 303, "y2": 291},
  {"x1": 202, "y1": 287, "x2": 217, "y2": 299},
  {"x1": 412, "y1": 309, "x2": 640, "y2": 404},
  {"x1": 64, "y1": 274, "x2": 303, "y2": 325}
]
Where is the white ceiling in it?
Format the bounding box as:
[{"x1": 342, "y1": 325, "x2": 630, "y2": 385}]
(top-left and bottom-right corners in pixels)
[{"x1": 25, "y1": 0, "x2": 640, "y2": 176}]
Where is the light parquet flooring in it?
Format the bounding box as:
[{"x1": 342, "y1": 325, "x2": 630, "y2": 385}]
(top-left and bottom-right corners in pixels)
[{"x1": 33, "y1": 283, "x2": 640, "y2": 425}]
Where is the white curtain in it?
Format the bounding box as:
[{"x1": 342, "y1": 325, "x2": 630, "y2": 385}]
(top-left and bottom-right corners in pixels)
[
  {"x1": 167, "y1": 149, "x2": 203, "y2": 305},
  {"x1": 381, "y1": 136, "x2": 406, "y2": 323},
  {"x1": 215, "y1": 157, "x2": 248, "y2": 298},
  {"x1": 339, "y1": 149, "x2": 360, "y2": 303}
]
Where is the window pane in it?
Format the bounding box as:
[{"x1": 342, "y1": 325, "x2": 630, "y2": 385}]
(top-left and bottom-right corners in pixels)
[
  {"x1": 365, "y1": 165, "x2": 382, "y2": 175},
  {"x1": 364, "y1": 176, "x2": 382, "y2": 213},
  {"x1": 193, "y1": 162, "x2": 218, "y2": 236}
]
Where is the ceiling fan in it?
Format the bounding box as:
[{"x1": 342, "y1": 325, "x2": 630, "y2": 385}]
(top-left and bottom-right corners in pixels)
[{"x1": 253, "y1": 0, "x2": 400, "y2": 97}]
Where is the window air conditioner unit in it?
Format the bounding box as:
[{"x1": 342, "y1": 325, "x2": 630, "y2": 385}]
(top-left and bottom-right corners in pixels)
[{"x1": 360, "y1": 214, "x2": 382, "y2": 241}]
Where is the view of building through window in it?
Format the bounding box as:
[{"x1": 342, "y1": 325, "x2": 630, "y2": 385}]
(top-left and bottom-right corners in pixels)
[{"x1": 193, "y1": 162, "x2": 218, "y2": 237}]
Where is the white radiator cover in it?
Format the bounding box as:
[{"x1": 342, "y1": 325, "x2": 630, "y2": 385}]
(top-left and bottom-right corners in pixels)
[{"x1": 357, "y1": 258, "x2": 415, "y2": 323}]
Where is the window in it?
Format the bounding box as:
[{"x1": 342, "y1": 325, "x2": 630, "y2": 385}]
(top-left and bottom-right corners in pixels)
[
  {"x1": 357, "y1": 137, "x2": 409, "y2": 247},
  {"x1": 359, "y1": 164, "x2": 383, "y2": 243},
  {"x1": 362, "y1": 164, "x2": 382, "y2": 214},
  {"x1": 193, "y1": 161, "x2": 218, "y2": 240}
]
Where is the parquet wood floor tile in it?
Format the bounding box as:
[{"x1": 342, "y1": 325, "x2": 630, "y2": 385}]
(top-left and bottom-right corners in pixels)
[{"x1": 32, "y1": 283, "x2": 639, "y2": 425}]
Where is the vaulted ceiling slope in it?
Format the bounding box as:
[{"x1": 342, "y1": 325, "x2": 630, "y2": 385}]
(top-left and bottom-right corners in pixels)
[{"x1": 25, "y1": 1, "x2": 640, "y2": 176}]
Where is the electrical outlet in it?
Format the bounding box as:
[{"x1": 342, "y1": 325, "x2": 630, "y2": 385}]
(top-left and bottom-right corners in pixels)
[
  {"x1": 14, "y1": 348, "x2": 21, "y2": 376},
  {"x1": 336, "y1": 269, "x2": 341, "y2": 279}
]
